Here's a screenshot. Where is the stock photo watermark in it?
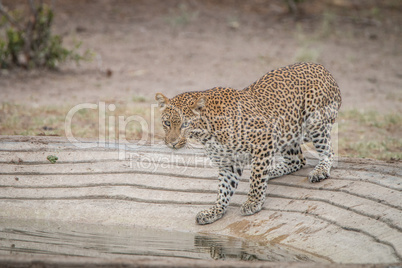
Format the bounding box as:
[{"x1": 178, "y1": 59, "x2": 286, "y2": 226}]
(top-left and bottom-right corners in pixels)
[
  {"x1": 64, "y1": 101, "x2": 159, "y2": 160},
  {"x1": 126, "y1": 152, "x2": 212, "y2": 173}
]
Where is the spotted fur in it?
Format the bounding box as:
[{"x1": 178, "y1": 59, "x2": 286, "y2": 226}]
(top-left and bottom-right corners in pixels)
[{"x1": 155, "y1": 62, "x2": 342, "y2": 225}]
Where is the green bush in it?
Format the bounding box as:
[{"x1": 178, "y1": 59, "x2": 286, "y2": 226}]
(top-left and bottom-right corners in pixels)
[{"x1": 0, "y1": 2, "x2": 90, "y2": 69}]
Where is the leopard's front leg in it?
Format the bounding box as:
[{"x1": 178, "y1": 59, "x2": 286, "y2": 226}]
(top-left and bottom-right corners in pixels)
[
  {"x1": 240, "y1": 154, "x2": 273, "y2": 216},
  {"x1": 196, "y1": 166, "x2": 241, "y2": 225}
]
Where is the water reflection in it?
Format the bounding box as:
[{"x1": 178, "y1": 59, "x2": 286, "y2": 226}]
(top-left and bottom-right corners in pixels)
[
  {"x1": 0, "y1": 219, "x2": 322, "y2": 262},
  {"x1": 194, "y1": 235, "x2": 260, "y2": 261}
]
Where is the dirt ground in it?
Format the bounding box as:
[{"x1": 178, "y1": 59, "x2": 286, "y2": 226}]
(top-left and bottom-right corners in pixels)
[{"x1": 0, "y1": 0, "x2": 401, "y2": 160}]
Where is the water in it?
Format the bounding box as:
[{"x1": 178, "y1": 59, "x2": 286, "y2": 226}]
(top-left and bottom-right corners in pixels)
[{"x1": 0, "y1": 219, "x2": 322, "y2": 262}]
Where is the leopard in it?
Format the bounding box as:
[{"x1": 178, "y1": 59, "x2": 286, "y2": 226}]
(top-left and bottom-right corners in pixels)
[{"x1": 155, "y1": 62, "x2": 342, "y2": 225}]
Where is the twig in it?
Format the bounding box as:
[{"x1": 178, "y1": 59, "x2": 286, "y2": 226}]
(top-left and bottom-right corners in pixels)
[
  {"x1": 24, "y1": 0, "x2": 38, "y2": 63},
  {"x1": 0, "y1": 0, "x2": 24, "y2": 31},
  {"x1": 28, "y1": 0, "x2": 36, "y2": 14}
]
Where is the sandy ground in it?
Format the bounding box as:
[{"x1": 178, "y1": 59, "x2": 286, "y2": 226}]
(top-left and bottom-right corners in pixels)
[{"x1": 0, "y1": 0, "x2": 401, "y2": 113}]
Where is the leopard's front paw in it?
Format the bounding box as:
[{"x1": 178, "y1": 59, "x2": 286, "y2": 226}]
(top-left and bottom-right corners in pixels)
[
  {"x1": 196, "y1": 207, "x2": 225, "y2": 225},
  {"x1": 308, "y1": 168, "x2": 329, "y2": 183},
  {"x1": 240, "y1": 200, "x2": 264, "y2": 216}
]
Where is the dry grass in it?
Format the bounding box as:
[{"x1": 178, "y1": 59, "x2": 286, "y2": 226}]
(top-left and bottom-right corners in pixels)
[
  {"x1": 337, "y1": 109, "x2": 401, "y2": 160},
  {"x1": 1, "y1": 103, "x2": 400, "y2": 161}
]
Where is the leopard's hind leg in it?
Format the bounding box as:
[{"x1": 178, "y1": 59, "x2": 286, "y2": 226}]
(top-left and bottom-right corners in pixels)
[{"x1": 305, "y1": 109, "x2": 336, "y2": 183}]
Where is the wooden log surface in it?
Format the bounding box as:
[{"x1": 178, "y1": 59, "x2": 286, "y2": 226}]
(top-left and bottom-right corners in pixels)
[{"x1": 0, "y1": 135, "x2": 401, "y2": 266}]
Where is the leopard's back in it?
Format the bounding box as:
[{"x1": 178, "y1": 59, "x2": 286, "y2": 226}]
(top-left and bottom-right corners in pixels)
[{"x1": 246, "y1": 62, "x2": 341, "y2": 123}]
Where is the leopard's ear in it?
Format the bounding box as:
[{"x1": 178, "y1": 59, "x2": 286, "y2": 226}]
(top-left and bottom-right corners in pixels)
[
  {"x1": 191, "y1": 96, "x2": 206, "y2": 115},
  {"x1": 155, "y1": 93, "x2": 169, "y2": 111}
]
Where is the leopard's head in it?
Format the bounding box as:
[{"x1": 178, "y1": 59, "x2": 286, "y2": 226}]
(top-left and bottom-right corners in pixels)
[{"x1": 155, "y1": 92, "x2": 206, "y2": 149}]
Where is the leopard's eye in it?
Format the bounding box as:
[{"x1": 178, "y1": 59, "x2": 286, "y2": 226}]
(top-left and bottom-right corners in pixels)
[
  {"x1": 181, "y1": 121, "x2": 190, "y2": 129},
  {"x1": 163, "y1": 120, "x2": 171, "y2": 127}
]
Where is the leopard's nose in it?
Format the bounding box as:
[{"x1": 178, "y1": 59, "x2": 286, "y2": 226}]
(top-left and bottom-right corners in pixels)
[
  {"x1": 171, "y1": 141, "x2": 179, "y2": 149},
  {"x1": 166, "y1": 140, "x2": 178, "y2": 149}
]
